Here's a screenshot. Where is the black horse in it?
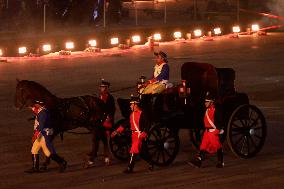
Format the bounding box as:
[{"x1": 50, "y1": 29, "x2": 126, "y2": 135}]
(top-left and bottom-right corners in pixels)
[{"x1": 15, "y1": 79, "x2": 109, "y2": 168}]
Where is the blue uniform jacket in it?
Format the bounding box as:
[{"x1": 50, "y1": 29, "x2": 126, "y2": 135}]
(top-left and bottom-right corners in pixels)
[{"x1": 155, "y1": 63, "x2": 169, "y2": 81}]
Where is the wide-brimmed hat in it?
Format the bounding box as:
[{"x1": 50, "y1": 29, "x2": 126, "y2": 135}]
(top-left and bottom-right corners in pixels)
[
  {"x1": 154, "y1": 51, "x2": 168, "y2": 63},
  {"x1": 100, "y1": 79, "x2": 110, "y2": 87}
]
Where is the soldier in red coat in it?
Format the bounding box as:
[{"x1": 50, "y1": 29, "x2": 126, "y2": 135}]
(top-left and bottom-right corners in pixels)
[
  {"x1": 86, "y1": 79, "x2": 115, "y2": 167},
  {"x1": 189, "y1": 92, "x2": 224, "y2": 168},
  {"x1": 111, "y1": 95, "x2": 152, "y2": 173}
]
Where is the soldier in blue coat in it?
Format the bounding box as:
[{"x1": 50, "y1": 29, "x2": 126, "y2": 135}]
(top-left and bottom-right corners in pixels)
[{"x1": 25, "y1": 100, "x2": 67, "y2": 173}]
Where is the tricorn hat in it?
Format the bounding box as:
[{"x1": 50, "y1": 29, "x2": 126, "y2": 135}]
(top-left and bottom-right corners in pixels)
[
  {"x1": 154, "y1": 51, "x2": 168, "y2": 63},
  {"x1": 100, "y1": 78, "x2": 110, "y2": 87}
]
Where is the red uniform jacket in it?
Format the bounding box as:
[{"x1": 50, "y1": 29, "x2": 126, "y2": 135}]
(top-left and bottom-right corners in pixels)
[
  {"x1": 200, "y1": 104, "x2": 222, "y2": 154},
  {"x1": 116, "y1": 109, "x2": 150, "y2": 154}
]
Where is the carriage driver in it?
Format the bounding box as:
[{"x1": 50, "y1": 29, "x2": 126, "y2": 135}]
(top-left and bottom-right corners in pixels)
[
  {"x1": 142, "y1": 51, "x2": 171, "y2": 94},
  {"x1": 25, "y1": 100, "x2": 67, "y2": 173},
  {"x1": 189, "y1": 92, "x2": 224, "y2": 168},
  {"x1": 111, "y1": 95, "x2": 153, "y2": 173},
  {"x1": 87, "y1": 79, "x2": 116, "y2": 167}
]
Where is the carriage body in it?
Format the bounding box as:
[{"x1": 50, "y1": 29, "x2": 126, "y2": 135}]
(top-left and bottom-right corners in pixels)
[{"x1": 110, "y1": 62, "x2": 266, "y2": 166}]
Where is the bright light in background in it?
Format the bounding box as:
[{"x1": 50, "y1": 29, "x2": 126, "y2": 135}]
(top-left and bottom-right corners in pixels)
[
  {"x1": 18, "y1": 47, "x2": 27, "y2": 54},
  {"x1": 65, "y1": 42, "x2": 74, "y2": 50},
  {"x1": 214, "y1": 27, "x2": 222, "y2": 35},
  {"x1": 0, "y1": 49, "x2": 3, "y2": 56},
  {"x1": 233, "y1": 26, "x2": 240, "y2": 33},
  {"x1": 88, "y1": 40, "x2": 97, "y2": 47},
  {"x1": 42, "y1": 44, "x2": 51, "y2": 52},
  {"x1": 132, "y1": 35, "x2": 141, "y2": 43},
  {"x1": 110, "y1": 37, "x2": 119, "y2": 45},
  {"x1": 153, "y1": 33, "x2": 162, "y2": 41},
  {"x1": 194, "y1": 29, "x2": 202, "y2": 37},
  {"x1": 251, "y1": 24, "x2": 260, "y2": 32},
  {"x1": 173, "y1": 31, "x2": 182, "y2": 39}
]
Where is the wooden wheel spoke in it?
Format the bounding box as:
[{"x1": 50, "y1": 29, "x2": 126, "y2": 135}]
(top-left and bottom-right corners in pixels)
[
  {"x1": 234, "y1": 135, "x2": 245, "y2": 146},
  {"x1": 250, "y1": 117, "x2": 260, "y2": 127},
  {"x1": 240, "y1": 136, "x2": 247, "y2": 154},
  {"x1": 232, "y1": 122, "x2": 243, "y2": 128},
  {"x1": 248, "y1": 135, "x2": 257, "y2": 149}
]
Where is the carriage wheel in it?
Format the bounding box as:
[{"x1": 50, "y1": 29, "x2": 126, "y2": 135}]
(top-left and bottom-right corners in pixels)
[
  {"x1": 144, "y1": 123, "x2": 180, "y2": 166},
  {"x1": 227, "y1": 104, "x2": 266, "y2": 159},
  {"x1": 109, "y1": 119, "x2": 131, "y2": 161}
]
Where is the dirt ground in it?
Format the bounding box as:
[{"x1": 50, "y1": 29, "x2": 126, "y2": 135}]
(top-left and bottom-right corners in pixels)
[{"x1": 0, "y1": 32, "x2": 283, "y2": 189}]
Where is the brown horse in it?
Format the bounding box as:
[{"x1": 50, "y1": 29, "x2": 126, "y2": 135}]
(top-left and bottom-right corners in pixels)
[{"x1": 15, "y1": 79, "x2": 109, "y2": 168}]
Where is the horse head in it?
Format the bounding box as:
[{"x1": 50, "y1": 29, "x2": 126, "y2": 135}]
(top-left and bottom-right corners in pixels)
[{"x1": 14, "y1": 79, "x2": 57, "y2": 110}]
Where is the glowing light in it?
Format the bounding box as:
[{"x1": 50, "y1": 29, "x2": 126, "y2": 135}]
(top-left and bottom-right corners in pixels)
[
  {"x1": 0, "y1": 49, "x2": 2, "y2": 56},
  {"x1": 88, "y1": 40, "x2": 97, "y2": 47},
  {"x1": 65, "y1": 42, "x2": 74, "y2": 50},
  {"x1": 18, "y1": 47, "x2": 27, "y2": 54},
  {"x1": 251, "y1": 24, "x2": 260, "y2": 32},
  {"x1": 153, "y1": 33, "x2": 162, "y2": 41},
  {"x1": 132, "y1": 35, "x2": 141, "y2": 43},
  {"x1": 194, "y1": 29, "x2": 202, "y2": 37},
  {"x1": 42, "y1": 44, "x2": 51, "y2": 52},
  {"x1": 173, "y1": 31, "x2": 182, "y2": 39},
  {"x1": 233, "y1": 26, "x2": 240, "y2": 33},
  {"x1": 111, "y1": 37, "x2": 119, "y2": 45},
  {"x1": 214, "y1": 28, "x2": 222, "y2": 35}
]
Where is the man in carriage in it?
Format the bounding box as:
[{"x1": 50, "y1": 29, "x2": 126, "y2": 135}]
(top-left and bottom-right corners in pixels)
[
  {"x1": 141, "y1": 51, "x2": 172, "y2": 94},
  {"x1": 111, "y1": 95, "x2": 153, "y2": 173},
  {"x1": 25, "y1": 100, "x2": 67, "y2": 173},
  {"x1": 86, "y1": 79, "x2": 116, "y2": 167},
  {"x1": 189, "y1": 92, "x2": 224, "y2": 168}
]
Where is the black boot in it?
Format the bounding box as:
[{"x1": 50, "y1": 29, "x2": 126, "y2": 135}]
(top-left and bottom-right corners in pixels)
[
  {"x1": 216, "y1": 148, "x2": 224, "y2": 168},
  {"x1": 25, "y1": 154, "x2": 40, "y2": 173},
  {"x1": 39, "y1": 157, "x2": 50, "y2": 171},
  {"x1": 189, "y1": 151, "x2": 205, "y2": 168},
  {"x1": 50, "y1": 154, "x2": 67, "y2": 172},
  {"x1": 123, "y1": 154, "x2": 136, "y2": 173}
]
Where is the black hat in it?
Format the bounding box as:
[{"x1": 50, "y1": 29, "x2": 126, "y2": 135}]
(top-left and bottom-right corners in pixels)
[
  {"x1": 138, "y1": 76, "x2": 146, "y2": 84},
  {"x1": 205, "y1": 92, "x2": 215, "y2": 101},
  {"x1": 100, "y1": 79, "x2": 110, "y2": 87},
  {"x1": 130, "y1": 94, "x2": 140, "y2": 104},
  {"x1": 154, "y1": 51, "x2": 168, "y2": 62},
  {"x1": 33, "y1": 99, "x2": 45, "y2": 105}
]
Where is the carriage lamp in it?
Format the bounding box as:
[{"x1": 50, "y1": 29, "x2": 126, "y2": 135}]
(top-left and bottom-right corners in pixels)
[
  {"x1": 173, "y1": 31, "x2": 182, "y2": 39},
  {"x1": 110, "y1": 37, "x2": 119, "y2": 45},
  {"x1": 153, "y1": 33, "x2": 162, "y2": 41},
  {"x1": 194, "y1": 29, "x2": 202, "y2": 37},
  {"x1": 214, "y1": 27, "x2": 222, "y2": 35},
  {"x1": 65, "y1": 41, "x2": 74, "y2": 50},
  {"x1": 18, "y1": 46, "x2": 27, "y2": 55},
  {"x1": 88, "y1": 39, "x2": 97, "y2": 47},
  {"x1": 233, "y1": 26, "x2": 241, "y2": 33},
  {"x1": 132, "y1": 35, "x2": 141, "y2": 43},
  {"x1": 42, "y1": 44, "x2": 51, "y2": 52},
  {"x1": 251, "y1": 24, "x2": 260, "y2": 32}
]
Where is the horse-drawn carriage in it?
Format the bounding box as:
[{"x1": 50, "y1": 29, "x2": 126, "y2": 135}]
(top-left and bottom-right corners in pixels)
[{"x1": 109, "y1": 62, "x2": 267, "y2": 166}]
